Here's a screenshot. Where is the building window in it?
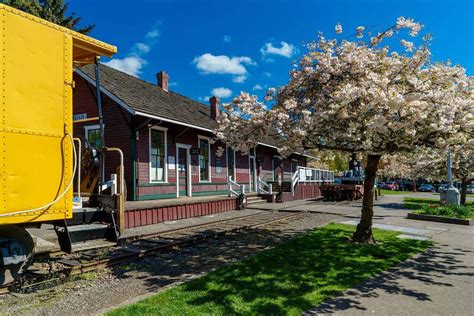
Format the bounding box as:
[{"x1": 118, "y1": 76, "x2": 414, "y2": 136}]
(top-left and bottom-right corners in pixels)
[
  {"x1": 199, "y1": 137, "x2": 210, "y2": 182},
  {"x1": 84, "y1": 125, "x2": 102, "y2": 148},
  {"x1": 150, "y1": 128, "x2": 167, "y2": 182},
  {"x1": 227, "y1": 147, "x2": 236, "y2": 180}
]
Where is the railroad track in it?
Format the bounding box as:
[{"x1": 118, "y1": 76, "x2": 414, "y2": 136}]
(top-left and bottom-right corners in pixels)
[{"x1": 2, "y1": 210, "x2": 307, "y2": 295}]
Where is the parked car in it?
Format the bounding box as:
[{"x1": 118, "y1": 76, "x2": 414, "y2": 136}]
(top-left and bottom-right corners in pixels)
[
  {"x1": 384, "y1": 181, "x2": 399, "y2": 190},
  {"x1": 418, "y1": 184, "x2": 436, "y2": 193},
  {"x1": 467, "y1": 185, "x2": 474, "y2": 194},
  {"x1": 437, "y1": 184, "x2": 449, "y2": 193},
  {"x1": 377, "y1": 182, "x2": 385, "y2": 188}
]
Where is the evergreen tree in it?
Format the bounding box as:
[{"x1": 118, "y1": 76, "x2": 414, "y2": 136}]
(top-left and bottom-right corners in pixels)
[{"x1": 2, "y1": 0, "x2": 94, "y2": 34}]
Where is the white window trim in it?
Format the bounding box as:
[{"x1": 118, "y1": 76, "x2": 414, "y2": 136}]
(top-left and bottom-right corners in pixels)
[
  {"x1": 198, "y1": 135, "x2": 212, "y2": 183},
  {"x1": 226, "y1": 146, "x2": 237, "y2": 181},
  {"x1": 149, "y1": 126, "x2": 168, "y2": 183},
  {"x1": 84, "y1": 124, "x2": 101, "y2": 147}
]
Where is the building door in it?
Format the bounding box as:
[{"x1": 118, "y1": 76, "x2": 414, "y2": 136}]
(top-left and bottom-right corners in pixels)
[
  {"x1": 227, "y1": 147, "x2": 236, "y2": 181},
  {"x1": 249, "y1": 156, "x2": 256, "y2": 192},
  {"x1": 291, "y1": 159, "x2": 298, "y2": 176},
  {"x1": 273, "y1": 156, "x2": 282, "y2": 181},
  {"x1": 176, "y1": 144, "x2": 191, "y2": 197}
]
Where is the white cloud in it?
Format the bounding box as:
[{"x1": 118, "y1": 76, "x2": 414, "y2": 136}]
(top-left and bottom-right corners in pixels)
[
  {"x1": 253, "y1": 84, "x2": 263, "y2": 90},
  {"x1": 132, "y1": 43, "x2": 150, "y2": 55},
  {"x1": 211, "y1": 87, "x2": 232, "y2": 98},
  {"x1": 146, "y1": 22, "x2": 161, "y2": 39},
  {"x1": 199, "y1": 96, "x2": 211, "y2": 102},
  {"x1": 224, "y1": 35, "x2": 232, "y2": 43},
  {"x1": 103, "y1": 57, "x2": 146, "y2": 77},
  {"x1": 103, "y1": 22, "x2": 160, "y2": 77},
  {"x1": 193, "y1": 53, "x2": 256, "y2": 82},
  {"x1": 264, "y1": 72, "x2": 272, "y2": 78},
  {"x1": 232, "y1": 75, "x2": 247, "y2": 83},
  {"x1": 260, "y1": 41, "x2": 295, "y2": 58},
  {"x1": 169, "y1": 82, "x2": 178, "y2": 87}
]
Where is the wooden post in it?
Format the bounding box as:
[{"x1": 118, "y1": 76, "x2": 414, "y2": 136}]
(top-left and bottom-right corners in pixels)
[{"x1": 116, "y1": 166, "x2": 125, "y2": 233}]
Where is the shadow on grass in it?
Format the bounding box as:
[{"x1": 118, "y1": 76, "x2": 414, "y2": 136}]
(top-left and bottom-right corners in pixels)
[{"x1": 108, "y1": 224, "x2": 439, "y2": 316}]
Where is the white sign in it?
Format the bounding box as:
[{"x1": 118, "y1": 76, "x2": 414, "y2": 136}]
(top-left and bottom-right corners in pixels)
[
  {"x1": 73, "y1": 113, "x2": 87, "y2": 121},
  {"x1": 168, "y1": 156, "x2": 175, "y2": 169},
  {"x1": 299, "y1": 169, "x2": 306, "y2": 181}
]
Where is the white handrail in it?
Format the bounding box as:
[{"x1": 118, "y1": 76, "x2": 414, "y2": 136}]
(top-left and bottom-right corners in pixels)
[
  {"x1": 228, "y1": 176, "x2": 244, "y2": 197},
  {"x1": 291, "y1": 170, "x2": 299, "y2": 195},
  {"x1": 257, "y1": 177, "x2": 272, "y2": 194}
]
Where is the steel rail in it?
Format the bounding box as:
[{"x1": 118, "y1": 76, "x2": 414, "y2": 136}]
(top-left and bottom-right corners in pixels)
[{"x1": 5, "y1": 211, "x2": 306, "y2": 294}]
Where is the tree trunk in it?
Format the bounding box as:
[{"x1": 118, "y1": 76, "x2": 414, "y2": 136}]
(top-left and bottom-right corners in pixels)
[
  {"x1": 352, "y1": 154, "x2": 381, "y2": 244},
  {"x1": 460, "y1": 179, "x2": 468, "y2": 205}
]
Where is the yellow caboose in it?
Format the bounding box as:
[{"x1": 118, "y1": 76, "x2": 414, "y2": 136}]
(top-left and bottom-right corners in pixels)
[{"x1": 0, "y1": 4, "x2": 118, "y2": 286}]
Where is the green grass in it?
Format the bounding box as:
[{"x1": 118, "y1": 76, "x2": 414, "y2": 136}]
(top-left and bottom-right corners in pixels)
[
  {"x1": 404, "y1": 197, "x2": 474, "y2": 219},
  {"x1": 108, "y1": 224, "x2": 431, "y2": 316},
  {"x1": 415, "y1": 204, "x2": 474, "y2": 219},
  {"x1": 380, "y1": 189, "x2": 406, "y2": 195}
]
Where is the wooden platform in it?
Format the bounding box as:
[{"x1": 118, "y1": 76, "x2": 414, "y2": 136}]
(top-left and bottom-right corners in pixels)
[{"x1": 124, "y1": 195, "x2": 239, "y2": 228}]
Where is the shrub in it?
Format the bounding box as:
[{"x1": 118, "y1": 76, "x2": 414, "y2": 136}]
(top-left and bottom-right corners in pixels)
[{"x1": 416, "y1": 203, "x2": 474, "y2": 219}]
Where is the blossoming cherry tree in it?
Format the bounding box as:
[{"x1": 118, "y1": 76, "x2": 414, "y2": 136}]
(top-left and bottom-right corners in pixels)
[{"x1": 217, "y1": 17, "x2": 473, "y2": 243}]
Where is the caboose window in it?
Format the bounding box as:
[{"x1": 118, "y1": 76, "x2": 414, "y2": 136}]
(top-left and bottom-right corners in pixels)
[{"x1": 150, "y1": 127, "x2": 167, "y2": 182}]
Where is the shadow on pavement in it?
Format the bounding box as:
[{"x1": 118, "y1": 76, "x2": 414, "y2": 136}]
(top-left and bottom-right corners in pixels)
[{"x1": 304, "y1": 244, "x2": 472, "y2": 315}]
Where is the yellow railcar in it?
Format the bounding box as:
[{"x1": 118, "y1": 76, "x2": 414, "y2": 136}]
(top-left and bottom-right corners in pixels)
[{"x1": 0, "y1": 4, "x2": 117, "y2": 286}]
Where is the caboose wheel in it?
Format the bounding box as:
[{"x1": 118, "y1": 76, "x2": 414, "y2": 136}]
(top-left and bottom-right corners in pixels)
[{"x1": 0, "y1": 225, "x2": 35, "y2": 287}]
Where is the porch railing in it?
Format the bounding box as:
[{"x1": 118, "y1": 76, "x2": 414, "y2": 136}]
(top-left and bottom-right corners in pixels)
[
  {"x1": 291, "y1": 166, "x2": 335, "y2": 196},
  {"x1": 228, "y1": 176, "x2": 245, "y2": 197},
  {"x1": 257, "y1": 177, "x2": 272, "y2": 195},
  {"x1": 297, "y1": 166, "x2": 335, "y2": 183}
]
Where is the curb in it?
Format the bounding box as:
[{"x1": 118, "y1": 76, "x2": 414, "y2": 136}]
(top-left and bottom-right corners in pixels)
[{"x1": 407, "y1": 212, "x2": 472, "y2": 226}]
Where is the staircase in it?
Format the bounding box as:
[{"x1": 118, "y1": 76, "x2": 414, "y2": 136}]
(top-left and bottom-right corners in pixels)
[
  {"x1": 54, "y1": 206, "x2": 118, "y2": 253},
  {"x1": 246, "y1": 193, "x2": 268, "y2": 206}
]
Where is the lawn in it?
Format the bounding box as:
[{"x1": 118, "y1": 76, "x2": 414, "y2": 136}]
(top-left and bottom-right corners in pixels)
[
  {"x1": 380, "y1": 189, "x2": 407, "y2": 195},
  {"x1": 108, "y1": 224, "x2": 431, "y2": 316},
  {"x1": 404, "y1": 197, "x2": 474, "y2": 219}
]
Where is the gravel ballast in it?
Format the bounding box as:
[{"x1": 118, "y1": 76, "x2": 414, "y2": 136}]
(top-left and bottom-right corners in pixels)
[{"x1": 0, "y1": 211, "x2": 339, "y2": 316}]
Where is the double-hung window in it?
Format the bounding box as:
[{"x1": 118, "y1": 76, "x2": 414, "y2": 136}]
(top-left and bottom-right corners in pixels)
[
  {"x1": 199, "y1": 137, "x2": 210, "y2": 182},
  {"x1": 84, "y1": 125, "x2": 102, "y2": 149},
  {"x1": 150, "y1": 128, "x2": 167, "y2": 182}
]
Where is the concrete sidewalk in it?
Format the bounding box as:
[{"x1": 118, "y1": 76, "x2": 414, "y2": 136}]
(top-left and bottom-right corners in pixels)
[{"x1": 304, "y1": 194, "x2": 474, "y2": 316}]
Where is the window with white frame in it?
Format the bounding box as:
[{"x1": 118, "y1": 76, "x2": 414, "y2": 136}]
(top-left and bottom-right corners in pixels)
[
  {"x1": 84, "y1": 124, "x2": 102, "y2": 148},
  {"x1": 199, "y1": 137, "x2": 210, "y2": 182},
  {"x1": 150, "y1": 128, "x2": 167, "y2": 182}
]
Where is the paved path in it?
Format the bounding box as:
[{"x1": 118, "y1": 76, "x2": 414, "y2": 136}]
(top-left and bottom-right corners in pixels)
[{"x1": 303, "y1": 193, "x2": 474, "y2": 316}]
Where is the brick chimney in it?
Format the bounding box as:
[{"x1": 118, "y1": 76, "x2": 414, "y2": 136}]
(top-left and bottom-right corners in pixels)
[
  {"x1": 157, "y1": 71, "x2": 169, "y2": 92},
  {"x1": 209, "y1": 96, "x2": 220, "y2": 120}
]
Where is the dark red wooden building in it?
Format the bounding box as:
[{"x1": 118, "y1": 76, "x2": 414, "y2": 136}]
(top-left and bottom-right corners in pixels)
[{"x1": 72, "y1": 65, "x2": 332, "y2": 227}]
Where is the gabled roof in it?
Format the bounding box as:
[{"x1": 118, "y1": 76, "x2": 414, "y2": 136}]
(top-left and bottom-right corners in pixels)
[
  {"x1": 75, "y1": 64, "x2": 315, "y2": 159},
  {"x1": 76, "y1": 64, "x2": 218, "y2": 131}
]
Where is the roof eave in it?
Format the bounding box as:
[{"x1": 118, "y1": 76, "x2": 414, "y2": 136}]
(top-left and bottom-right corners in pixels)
[{"x1": 75, "y1": 67, "x2": 214, "y2": 133}]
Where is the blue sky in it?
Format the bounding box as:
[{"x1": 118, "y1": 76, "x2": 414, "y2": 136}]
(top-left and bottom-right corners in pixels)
[{"x1": 69, "y1": 0, "x2": 473, "y2": 103}]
